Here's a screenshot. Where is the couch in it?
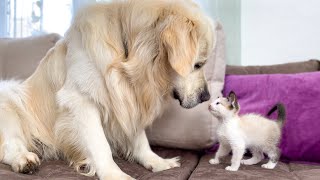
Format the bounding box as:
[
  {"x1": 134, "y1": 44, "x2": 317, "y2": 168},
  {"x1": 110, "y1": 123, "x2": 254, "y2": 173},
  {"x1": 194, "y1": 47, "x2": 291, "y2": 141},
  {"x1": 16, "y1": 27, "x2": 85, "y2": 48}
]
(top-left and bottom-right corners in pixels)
[{"x1": 0, "y1": 34, "x2": 319, "y2": 180}]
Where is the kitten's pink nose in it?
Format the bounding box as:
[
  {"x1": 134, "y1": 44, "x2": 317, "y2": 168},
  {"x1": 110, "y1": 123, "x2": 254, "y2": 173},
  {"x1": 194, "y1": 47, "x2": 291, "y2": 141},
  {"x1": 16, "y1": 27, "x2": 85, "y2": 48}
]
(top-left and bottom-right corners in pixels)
[{"x1": 208, "y1": 104, "x2": 212, "y2": 110}]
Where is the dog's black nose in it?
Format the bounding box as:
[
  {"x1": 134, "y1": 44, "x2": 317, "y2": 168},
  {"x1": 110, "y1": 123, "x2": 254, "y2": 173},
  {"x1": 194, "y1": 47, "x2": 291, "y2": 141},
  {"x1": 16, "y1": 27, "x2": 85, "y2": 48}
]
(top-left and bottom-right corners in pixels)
[
  {"x1": 173, "y1": 89, "x2": 179, "y2": 100},
  {"x1": 200, "y1": 90, "x2": 211, "y2": 103}
]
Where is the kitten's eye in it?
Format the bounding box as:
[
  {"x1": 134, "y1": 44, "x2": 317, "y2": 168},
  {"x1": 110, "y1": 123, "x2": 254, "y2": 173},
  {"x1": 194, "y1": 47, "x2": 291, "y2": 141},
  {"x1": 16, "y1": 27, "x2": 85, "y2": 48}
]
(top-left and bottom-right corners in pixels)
[
  {"x1": 216, "y1": 102, "x2": 220, "y2": 105},
  {"x1": 194, "y1": 62, "x2": 204, "y2": 70}
]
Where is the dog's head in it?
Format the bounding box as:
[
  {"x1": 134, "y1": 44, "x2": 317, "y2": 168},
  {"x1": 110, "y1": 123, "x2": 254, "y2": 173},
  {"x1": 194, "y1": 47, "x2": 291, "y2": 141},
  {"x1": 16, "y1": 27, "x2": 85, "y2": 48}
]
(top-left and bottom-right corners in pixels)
[{"x1": 158, "y1": 1, "x2": 216, "y2": 109}]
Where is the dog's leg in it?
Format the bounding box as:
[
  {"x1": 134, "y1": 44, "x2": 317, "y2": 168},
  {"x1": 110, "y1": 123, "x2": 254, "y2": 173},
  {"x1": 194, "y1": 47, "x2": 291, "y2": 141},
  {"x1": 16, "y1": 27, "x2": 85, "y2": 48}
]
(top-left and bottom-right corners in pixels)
[
  {"x1": 209, "y1": 143, "x2": 231, "y2": 165},
  {"x1": 57, "y1": 89, "x2": 134, "y2": 180},
  {"x1": 0, "y1": 110, "x2": 40, "y2": 174},
  {"x1": 132, "y1": 130, "x2": 180, "y2": 172}
]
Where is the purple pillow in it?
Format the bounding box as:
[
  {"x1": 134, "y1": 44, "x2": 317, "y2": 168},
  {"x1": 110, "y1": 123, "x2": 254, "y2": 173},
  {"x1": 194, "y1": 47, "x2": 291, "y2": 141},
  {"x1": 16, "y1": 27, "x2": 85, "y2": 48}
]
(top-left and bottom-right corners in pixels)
[{"x1": 223, "y1": 71, "x2": 320, "y2": 163}]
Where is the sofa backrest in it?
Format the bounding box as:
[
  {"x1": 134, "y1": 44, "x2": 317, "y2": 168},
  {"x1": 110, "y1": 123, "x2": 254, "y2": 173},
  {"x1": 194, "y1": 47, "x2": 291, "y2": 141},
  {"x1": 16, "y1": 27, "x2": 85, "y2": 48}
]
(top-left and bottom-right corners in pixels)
[
  {"x1": 226, "y1": 59, "x2": 320, "y2": 75},
  {"x1": 0, "y1": 39, "x2": 8, "y2": 78},
  {"x1": 0, "y1": 33, "x2": 61, "y2": 79}
]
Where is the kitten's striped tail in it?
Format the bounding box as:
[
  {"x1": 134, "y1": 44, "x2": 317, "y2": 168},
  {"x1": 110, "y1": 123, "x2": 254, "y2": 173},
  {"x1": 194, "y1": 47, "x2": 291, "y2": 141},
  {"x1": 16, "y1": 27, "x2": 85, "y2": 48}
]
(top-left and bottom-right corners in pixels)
[{"x1": 267, "y1": 103, "x2": 286, "y2": 127}]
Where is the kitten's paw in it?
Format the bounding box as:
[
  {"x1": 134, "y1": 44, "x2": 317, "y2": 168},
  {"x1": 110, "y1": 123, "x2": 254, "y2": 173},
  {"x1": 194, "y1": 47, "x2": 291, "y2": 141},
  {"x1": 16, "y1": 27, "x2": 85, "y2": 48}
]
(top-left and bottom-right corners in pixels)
[
  {"x1": 225, "y1": 166, "x2": 239, "y2": 171},
  {"x1": 241, "y1": 159, "x2": 257, "y2": 165},
  {"x1": 209, "y1": 158, "x2": 219, "y2": 165},
  {"x1": 261, "y1": 162, "x2": 277, "y2": 169},
  {"x1": 240, "y1": 159, "x2": 247, "y2": 165},
  {"x1": 11, "y1": 152, "x2": 41, "y2": 174},
  {"x1": 241, "y1": 155, "x2": 263, "y2": 165}
]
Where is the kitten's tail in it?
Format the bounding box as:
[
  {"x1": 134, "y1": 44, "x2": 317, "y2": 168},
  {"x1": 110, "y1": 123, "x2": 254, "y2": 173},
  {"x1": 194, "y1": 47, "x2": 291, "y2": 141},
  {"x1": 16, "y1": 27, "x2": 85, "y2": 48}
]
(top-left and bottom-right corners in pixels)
[{"x1": 267, "y1": 103, "x2": 286, "y2": 127}]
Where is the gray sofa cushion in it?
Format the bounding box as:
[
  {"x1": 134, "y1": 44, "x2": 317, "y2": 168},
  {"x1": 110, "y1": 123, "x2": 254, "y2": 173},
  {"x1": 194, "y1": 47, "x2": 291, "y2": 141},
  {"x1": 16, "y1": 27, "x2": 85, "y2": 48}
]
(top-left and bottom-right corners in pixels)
[
  {"x1": 226, "y1": 59, "x2": 320, "y2": 75},
  {"x1": 0, "y1": 147, "x2": 199, "y2": 180},
  {"x1": 0, "y1": 33, "x2": 61, "y2": 79},
  {"x1": 189, "y1": 153, "x2": 320, "y2": 180}
]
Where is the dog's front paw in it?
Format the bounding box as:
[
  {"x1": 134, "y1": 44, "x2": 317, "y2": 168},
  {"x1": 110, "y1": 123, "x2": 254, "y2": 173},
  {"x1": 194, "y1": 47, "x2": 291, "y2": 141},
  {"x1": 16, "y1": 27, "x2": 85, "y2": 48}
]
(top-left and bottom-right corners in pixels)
[
  {"x1": 145, "y1": 156, "x2": 181, "y2": 172},
  {"x1": 209, "y1": 158, "x2": 219, "y2": 165},
  {"x1": 11, "y1": 152, "x2": 41, "y2": 174},
  {"x1": 225, "y1": 166, "x2": 239, "y2": 171}
]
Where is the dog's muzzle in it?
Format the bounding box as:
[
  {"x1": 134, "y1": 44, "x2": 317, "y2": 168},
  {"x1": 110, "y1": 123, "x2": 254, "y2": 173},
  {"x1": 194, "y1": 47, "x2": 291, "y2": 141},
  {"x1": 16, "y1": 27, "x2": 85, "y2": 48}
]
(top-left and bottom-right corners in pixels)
[{"x1": 199, "y1": 88, "x2": 211, "y2": 103}]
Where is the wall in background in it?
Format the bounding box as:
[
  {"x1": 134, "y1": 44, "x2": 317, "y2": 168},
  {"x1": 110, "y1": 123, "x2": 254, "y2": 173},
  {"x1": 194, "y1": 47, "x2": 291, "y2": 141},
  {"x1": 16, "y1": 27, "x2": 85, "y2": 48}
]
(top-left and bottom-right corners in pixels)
[
  {"x1": 2, "y1": 0, "x2": 319, "y2": 66},
  {"x1": 241, "y1": 0, "x2": 320, "y2": 65},
  {"x1": 201, "y1": 0, "x2": 320, "y2": 65},
  {"x1": 0, "y1": 0, "x2": 7, "y2": 37},
  {"x1": 215, "y1": 0, "x2": 241, "y2": 65},
  {"x1": 197, "y1": 0, "x2": 241, "y2": 65}
]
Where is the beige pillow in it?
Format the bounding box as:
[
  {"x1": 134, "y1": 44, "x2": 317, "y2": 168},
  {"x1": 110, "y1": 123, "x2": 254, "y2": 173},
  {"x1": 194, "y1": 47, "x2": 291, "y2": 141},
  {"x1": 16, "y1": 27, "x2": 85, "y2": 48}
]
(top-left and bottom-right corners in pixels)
[
  {"x1": 0, "y1": 33, "x2": 61, "y2": 79},
  {"x1": 147, "y1": 22, "x2": 226, "y2": 150}
]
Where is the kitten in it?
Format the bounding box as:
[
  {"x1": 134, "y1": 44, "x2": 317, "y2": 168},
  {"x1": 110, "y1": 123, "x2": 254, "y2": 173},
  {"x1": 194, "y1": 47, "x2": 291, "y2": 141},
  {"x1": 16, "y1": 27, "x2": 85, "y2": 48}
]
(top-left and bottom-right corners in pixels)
[{"x1": 208, "y1": 91, "x2": 286, "y2": 171}]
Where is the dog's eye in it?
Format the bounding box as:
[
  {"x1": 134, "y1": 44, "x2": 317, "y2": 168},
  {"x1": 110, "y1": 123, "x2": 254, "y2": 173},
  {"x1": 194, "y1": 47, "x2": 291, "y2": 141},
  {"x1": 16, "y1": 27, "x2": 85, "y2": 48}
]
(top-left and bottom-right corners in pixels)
[
  {"x1": 216, "y1": 102, "x2": 220, "y2": 105},
  {"x1": 194, "y1": 63, "x2": 204, "y2": 70}
]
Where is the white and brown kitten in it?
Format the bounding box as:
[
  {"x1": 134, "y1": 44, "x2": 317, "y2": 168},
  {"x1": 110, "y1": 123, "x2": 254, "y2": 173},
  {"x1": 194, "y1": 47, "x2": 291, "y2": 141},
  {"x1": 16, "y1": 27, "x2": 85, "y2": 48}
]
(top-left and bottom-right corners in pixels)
[{"x1": 208, "y1": 91, "x2": 286, "y2": 171}]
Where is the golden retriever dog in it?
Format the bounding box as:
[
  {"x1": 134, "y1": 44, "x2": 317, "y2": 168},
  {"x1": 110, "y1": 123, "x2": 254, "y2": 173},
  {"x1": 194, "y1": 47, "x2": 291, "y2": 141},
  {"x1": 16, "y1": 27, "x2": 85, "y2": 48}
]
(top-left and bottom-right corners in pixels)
[{"x1": 0, "y1": 0, "x2": 215, "y2": 179}]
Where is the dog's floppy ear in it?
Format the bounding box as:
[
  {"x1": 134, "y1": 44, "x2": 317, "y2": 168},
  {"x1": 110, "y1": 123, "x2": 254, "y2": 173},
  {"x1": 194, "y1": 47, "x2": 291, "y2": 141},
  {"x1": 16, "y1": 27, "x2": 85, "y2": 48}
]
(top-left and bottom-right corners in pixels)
[{"x1": 161, "y1": 15, "x2": 198, "y2": 77}]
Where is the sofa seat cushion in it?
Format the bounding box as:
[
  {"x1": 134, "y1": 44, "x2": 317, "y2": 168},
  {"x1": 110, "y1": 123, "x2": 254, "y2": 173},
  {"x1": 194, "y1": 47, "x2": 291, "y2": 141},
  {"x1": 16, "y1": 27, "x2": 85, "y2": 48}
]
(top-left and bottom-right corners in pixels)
[
  {"x1": 0, "y1": 160, "x2": 90, "y2": 180},
  {"x1": 288, "y1": 163, "x2": 320, "y2": 180},
  {"x1": 119, "y1": 147, "x2": 200, "y2": 180},
  {"x1": 189, "y1": 153, "x2": 320, "y2": 180},
  {"x1": 0, "y1": 147, "x2": 200, "y2": 180}
]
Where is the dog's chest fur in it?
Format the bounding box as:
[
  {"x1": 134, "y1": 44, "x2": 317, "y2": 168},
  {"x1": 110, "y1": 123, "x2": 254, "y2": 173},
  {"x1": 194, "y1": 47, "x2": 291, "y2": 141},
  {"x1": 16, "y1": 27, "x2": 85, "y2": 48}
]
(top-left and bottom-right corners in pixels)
[{"x1": 71, "y1": 58, "x2": 164, "y2": 158}]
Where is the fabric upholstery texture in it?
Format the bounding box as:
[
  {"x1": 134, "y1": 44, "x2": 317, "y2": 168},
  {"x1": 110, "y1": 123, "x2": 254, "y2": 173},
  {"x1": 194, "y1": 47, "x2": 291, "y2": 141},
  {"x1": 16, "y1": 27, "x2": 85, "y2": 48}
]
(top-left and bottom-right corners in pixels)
[
  {"x1": 146, "y1": 22, "x2": 226, "y2": 150},
  {"x1": 189, "y1": 153, "x2": 320, "y2": 180},
  {"x1": 0, "y1": 147, "x2": 200, "y2": 180},
  {"x1": 223, "y1": 72, "x2": 320, "y2": 162}
]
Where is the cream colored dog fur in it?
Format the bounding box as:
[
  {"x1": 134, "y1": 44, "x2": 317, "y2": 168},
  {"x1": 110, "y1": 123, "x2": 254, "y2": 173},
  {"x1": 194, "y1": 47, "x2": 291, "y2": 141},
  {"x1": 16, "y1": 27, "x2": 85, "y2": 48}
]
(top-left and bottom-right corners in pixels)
[{"x1": 0, "y1": 0, "x2": 215, "y2": 179}]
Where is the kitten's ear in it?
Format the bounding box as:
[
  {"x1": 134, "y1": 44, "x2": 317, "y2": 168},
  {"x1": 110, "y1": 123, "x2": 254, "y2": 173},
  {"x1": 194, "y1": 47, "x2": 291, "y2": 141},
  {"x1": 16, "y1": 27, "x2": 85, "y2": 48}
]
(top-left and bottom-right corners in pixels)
[
  {"x1": 228, "y1": 91, "x2": 239, "y2": 111},
  {"x1": 228, "y1": 91, "x2": 237, "y2": 102}
]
